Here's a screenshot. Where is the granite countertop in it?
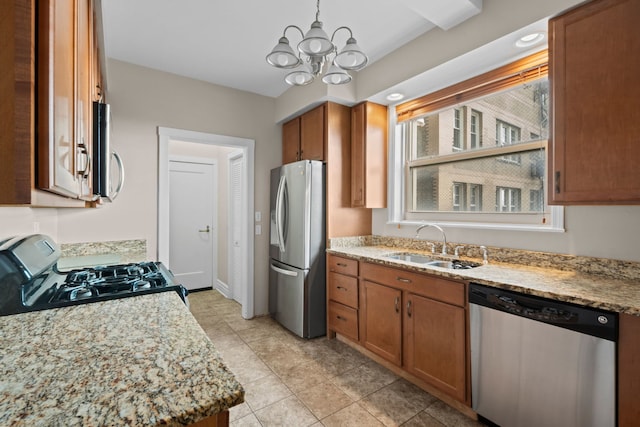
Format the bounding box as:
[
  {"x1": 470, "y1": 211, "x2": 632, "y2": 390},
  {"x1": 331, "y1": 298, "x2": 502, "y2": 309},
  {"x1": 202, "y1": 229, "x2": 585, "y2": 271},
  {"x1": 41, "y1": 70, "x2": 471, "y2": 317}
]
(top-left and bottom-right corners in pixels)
[
  {"x1": 0, "y1": 292, "x2": 244, "y2": 426},
  {"x1": 328, "y1": 245, "x2": 640, "y2": 316}
]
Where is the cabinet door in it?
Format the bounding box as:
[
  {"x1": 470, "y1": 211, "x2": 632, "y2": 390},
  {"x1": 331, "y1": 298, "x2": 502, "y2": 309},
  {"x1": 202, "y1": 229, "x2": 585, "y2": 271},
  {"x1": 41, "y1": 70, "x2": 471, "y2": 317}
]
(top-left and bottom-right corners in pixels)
[
  {"x1": 37, "y1": 0, "x2": 79, "y2": 198},
  {"x1": 351, "y1": 103, "x2": 365, "y2": 207},
  {"x1": 351, "y1": 102, "x2": 387, "y2": 208},
  {"x1": 404, "y1": 292, "x2": 466, "y2": 402},
  {"x1": 549, "y1": 0, "x2": 640, "y2": 204},
  {"x1": 282, "y1": 117, "x2": 300, "y2": 164},
  {"x1": 300, "y1": 104, "x2": 325, "y2": 161},
  {"x1": 360, "y1": 280, "x2": 402, "y2": 365},
  {"x1": 619, "y1": 313, "x2": 640, "y2": 426},
  {"x1": 76, "y1": 0, "x2": 92, "y2": 199}
]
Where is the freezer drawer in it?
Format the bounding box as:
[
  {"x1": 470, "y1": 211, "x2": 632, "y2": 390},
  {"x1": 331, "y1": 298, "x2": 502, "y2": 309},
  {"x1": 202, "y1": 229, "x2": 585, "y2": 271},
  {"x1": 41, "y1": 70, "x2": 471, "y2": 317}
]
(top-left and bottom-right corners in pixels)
[{"x1": 269, "y1": 259, "x2": 325, "y2": 338}]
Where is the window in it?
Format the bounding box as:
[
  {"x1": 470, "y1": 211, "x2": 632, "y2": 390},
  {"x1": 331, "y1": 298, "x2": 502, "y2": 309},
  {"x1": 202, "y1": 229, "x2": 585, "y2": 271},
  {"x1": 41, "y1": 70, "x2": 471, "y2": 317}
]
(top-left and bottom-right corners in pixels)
[
  {"x1": 497, "y1": 120, "x2": 521, "y2": 164},
  {"x1": 452, "y1": 182, "x2": 483, "y2": 211},
  {"x1": 496, "y1": 187, "x2": 521, "y2": 212},
  {"x1": 470, "y1": 110, "x2": 481, "y2": 149},
  {"x1": 453, "y1": 108, "x2": 463, "y2": 151},
  {"x1": 392, "y1": 51, "x2": 562, "y2": 229}
]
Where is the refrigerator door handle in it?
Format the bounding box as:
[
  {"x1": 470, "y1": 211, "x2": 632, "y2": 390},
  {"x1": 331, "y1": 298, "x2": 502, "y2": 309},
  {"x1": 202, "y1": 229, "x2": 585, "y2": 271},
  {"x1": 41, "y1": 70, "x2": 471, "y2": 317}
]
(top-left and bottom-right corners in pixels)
[
  {"x1": 270, "y1": 262, "x2": 298, "y2": 277},
  {"x1": 275, "y1": 175, "x2": 286, "y2": 253}
]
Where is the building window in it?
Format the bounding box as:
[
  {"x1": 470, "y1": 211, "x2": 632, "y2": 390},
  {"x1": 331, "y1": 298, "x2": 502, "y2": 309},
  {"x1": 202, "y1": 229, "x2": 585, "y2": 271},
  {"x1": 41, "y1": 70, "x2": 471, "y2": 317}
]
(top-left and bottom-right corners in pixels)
[
  {"x1": 496, "y1": 187, "x2": 521, "y2": 212},
  {"x1": 453, "y1": 108, "x2": 463, "y2": 151},
  {"x1": 497, "y1": 120, "x2": 522, "y2": 164},
  {"x1": 470, "y1": 110, "x2": 482, "y2": 149},
  {"x1": 453, "y1": 182, "x2": 483, "y2": 212}
]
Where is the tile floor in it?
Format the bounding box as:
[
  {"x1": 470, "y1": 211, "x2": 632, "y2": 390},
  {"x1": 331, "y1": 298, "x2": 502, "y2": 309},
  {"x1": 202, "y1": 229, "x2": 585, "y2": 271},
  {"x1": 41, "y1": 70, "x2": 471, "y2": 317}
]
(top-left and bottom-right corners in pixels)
[{"x1": 189, "y1": 289, "x2": 485, "y2": 427}]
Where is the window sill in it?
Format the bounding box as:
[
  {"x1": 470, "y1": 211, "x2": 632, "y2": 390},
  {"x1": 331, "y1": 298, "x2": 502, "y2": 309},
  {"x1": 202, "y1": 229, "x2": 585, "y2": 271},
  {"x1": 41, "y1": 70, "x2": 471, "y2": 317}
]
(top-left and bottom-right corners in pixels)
[{"x1": 386, "y1": 218, "x2": 565, "y2": 233}]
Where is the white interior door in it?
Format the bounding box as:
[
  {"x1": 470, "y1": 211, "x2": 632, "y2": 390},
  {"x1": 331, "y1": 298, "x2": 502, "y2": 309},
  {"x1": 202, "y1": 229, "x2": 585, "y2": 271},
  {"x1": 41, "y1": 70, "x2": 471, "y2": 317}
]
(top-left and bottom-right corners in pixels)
[
  {"x1": 228, "y1": 152, "x2": 244, "y2": 304},
  {"x1": 169, "y1": 158, "x2": 217, "y2": 290}
]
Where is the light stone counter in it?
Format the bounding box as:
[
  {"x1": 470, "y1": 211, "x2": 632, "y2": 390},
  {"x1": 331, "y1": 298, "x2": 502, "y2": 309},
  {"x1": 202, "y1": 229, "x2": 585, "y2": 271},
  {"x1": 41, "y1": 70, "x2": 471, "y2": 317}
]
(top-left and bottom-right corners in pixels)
[
  {"x1": 0, "y1": 292, "x2": 244, "y2": 426},
  {"x1": 328, "y1": 245, "x2": 640, "y2": 316}
]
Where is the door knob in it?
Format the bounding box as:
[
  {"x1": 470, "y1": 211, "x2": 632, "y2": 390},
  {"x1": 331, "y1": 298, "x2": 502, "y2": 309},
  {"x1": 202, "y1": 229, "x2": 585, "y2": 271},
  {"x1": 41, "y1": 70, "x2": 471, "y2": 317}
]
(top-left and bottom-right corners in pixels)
[{"x1": 198, "y1": 225, "x2": 211, "y2": 233}]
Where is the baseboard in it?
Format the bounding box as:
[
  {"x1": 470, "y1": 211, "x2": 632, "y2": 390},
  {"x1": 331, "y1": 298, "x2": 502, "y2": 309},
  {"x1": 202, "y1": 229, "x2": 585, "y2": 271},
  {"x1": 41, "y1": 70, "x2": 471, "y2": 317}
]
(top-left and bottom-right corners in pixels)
[{"x1": 216, "y1": 278, "x2": 231, "y2": 298}]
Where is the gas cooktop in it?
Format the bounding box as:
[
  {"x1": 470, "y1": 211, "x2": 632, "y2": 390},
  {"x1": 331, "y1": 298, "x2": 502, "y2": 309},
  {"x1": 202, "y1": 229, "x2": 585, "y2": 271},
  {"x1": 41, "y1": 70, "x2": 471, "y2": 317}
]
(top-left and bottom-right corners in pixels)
[{"x1": 0, "y1": 235, "x2": 188, "y2": 317}]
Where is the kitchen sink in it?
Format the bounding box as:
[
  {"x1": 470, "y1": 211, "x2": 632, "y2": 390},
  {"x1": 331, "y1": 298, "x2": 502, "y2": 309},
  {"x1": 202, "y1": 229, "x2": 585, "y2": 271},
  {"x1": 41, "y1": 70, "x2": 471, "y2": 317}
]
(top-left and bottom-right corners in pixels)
[
  {"x1": 383, "y1": 253, "x2": 434, "y2": 264},
  {"x1": 383, "y1": 253, "x2": 481, "y2": 269}
]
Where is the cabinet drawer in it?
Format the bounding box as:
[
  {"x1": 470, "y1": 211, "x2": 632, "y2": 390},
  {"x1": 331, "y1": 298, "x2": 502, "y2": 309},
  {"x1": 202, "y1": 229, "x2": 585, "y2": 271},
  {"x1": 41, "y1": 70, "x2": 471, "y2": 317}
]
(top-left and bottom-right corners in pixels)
[
  {"x1": 328, "y1": 301, "x2": 358, "y2": 341},
  {"x1": 361, "y1": 262, "x2": 465, "y2": 307},
  {"x1": 328, "y1": 272, "x2": 358, "y2": 308},
  {"x1": 328, "y1": 255, "x2": 358, "y2": 276}
]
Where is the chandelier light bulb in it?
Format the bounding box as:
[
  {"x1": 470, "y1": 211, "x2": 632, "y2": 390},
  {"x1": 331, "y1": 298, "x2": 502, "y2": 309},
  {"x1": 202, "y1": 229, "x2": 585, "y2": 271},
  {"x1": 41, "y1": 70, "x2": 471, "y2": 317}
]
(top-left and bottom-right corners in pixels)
[
  {"x1": 277, "y1": 54, "x2": 289, "y2": 67},
  {"x1": 309, "y1": 39, "x2": 322, "y2": 54}
]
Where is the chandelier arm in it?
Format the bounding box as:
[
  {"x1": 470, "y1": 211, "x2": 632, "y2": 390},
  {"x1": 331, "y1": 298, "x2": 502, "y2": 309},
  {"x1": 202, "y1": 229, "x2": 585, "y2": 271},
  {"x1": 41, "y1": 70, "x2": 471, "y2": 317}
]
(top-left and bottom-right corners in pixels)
[
  {"x1": 330, "y1": 26, "x2": 354, "y2": 44},
  {"x1": 282, "y1": 25, "x2": 305, "y2": 39}
]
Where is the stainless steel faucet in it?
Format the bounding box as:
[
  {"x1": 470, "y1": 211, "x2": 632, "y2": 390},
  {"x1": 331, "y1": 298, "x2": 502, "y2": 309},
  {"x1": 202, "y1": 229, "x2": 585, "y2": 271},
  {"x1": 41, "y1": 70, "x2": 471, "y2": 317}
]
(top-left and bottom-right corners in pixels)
[
  {"x1": 415, "y1": 223, "x2": 448, "y2": 255},
  {"x1": 480, "y1": 245, "x2": 489, "y2": 264}
]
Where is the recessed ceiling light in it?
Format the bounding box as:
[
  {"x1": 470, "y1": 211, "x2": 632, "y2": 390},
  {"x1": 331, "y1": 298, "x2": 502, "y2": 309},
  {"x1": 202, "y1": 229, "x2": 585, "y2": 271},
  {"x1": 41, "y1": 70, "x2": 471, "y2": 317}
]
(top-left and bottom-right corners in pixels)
[
  {"x1": 386, "y1": 92, "x2": 404, "y2": 101},
  {"x1": 516, "y1": 32, "x2": 545, "y2": 48}
]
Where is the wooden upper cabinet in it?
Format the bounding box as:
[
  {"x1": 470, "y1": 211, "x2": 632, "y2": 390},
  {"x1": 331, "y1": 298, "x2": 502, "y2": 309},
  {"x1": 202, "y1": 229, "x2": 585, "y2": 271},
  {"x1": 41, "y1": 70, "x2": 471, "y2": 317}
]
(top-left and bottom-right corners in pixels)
[
  {"x1": 351, "y1": 102, "x2": 387, "y2": 208},
  {"x1": 548, "y1": 0, "x2": 640, "y2": 204},
  {"x1": 0, "y1": 0, "x2": 33, "y2": 205},
  {"x1": 282, "y1": 117, "x2": 300, "y2": 164},
  {"x1": 37, "y1": 0, "x2": 99, "y2": 201},
  {"x1": 300, "y1": 104, "x2": 325, "y2": 161},
  {"x1": 37, "y1": 0, "x2": 80, "y2": 198},
  {"x1": 281, "y1": 104, "x2": 325, "y2": 164}
]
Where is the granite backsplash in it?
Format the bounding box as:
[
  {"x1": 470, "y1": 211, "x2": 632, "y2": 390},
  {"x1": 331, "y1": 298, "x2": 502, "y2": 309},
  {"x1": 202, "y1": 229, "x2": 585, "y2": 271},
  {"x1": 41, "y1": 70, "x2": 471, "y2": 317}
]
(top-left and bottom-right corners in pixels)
[{"x1": 329, "y1": 235, "x2": 640, "y2": 282}]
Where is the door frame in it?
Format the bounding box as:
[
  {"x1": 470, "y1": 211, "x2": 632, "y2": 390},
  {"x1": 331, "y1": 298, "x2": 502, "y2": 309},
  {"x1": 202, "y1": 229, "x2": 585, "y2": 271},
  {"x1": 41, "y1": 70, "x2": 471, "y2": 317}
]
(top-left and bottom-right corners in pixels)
[
  {"x1": 168, "y1": 155, "x2": 217, "y2": 291},
  {"x1": 158, "y1": 127, "x2": 255, "y2": 319}
]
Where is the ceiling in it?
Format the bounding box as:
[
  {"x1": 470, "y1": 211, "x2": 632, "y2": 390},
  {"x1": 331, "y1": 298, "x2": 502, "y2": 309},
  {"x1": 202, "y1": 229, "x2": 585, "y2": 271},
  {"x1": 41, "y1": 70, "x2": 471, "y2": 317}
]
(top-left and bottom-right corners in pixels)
[{"x1": 100, "y1": 0, "x2": 483, "y2": 99}]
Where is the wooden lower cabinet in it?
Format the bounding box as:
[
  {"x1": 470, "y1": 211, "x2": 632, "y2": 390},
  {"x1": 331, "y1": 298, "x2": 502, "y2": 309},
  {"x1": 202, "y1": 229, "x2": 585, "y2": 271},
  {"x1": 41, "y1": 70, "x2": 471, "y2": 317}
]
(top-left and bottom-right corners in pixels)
[
  {"x1": 619, "y1": 313, "x2": 640, "y2": 427},
  {"x1": 404, "y1": 292, "x2": 466, "y2": 402},
  {"x1": 328, "y1": 300, "x2": 359, "y2": 341},
  {"x1": 354, "y1": 261, "x2": 469, "y2": 404},
  {"x1": 360, "y1": 280, "x2": 402, "y2": 366},
  {"x1": 190, "y1": 411, "x2": 229, "y2": 427}
]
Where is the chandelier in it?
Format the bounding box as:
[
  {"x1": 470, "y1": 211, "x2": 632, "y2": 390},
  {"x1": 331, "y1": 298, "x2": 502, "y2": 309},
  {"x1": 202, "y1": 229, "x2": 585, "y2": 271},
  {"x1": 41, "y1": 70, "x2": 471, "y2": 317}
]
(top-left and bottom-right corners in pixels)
[{"x1": 266, "y1": 0, "x2": 368, "y2": 86}]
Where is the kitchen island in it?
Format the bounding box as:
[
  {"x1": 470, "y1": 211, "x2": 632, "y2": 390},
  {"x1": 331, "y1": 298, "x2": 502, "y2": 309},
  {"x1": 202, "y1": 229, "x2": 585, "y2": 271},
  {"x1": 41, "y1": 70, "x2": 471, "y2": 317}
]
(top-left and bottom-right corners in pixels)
[{"x1": 0, "y1": 292, "x2": 244, "y2": 426}]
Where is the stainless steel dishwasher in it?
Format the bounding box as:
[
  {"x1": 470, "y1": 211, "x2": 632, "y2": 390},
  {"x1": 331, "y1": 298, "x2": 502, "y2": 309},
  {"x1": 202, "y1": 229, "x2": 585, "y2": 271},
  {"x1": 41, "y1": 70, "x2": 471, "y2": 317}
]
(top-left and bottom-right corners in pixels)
[{"x1": 469, "y1": 283, "x2": 617, "y2": 427}]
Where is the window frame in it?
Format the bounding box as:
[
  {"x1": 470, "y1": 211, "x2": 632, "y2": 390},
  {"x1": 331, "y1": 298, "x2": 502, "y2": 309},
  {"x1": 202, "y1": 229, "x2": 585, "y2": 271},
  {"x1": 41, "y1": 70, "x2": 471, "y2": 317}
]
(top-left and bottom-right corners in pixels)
[{"x1": 387, "y1": 50, "x2": 564, "y2": 233}]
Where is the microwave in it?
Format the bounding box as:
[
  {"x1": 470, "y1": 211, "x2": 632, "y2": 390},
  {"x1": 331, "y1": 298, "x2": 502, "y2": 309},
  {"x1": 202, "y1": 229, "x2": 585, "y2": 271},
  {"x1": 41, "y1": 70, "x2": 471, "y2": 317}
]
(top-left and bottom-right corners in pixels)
[{"x1": 92, "y1": 102, "x2": 124, "y2": 202}]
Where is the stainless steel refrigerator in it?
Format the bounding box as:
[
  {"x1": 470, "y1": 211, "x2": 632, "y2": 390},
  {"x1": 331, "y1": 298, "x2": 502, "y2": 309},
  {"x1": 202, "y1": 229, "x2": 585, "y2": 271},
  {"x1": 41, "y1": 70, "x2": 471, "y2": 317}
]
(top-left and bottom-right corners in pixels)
[{"x1": 269, "y1": 160, "x2": 326, "y2": 338}]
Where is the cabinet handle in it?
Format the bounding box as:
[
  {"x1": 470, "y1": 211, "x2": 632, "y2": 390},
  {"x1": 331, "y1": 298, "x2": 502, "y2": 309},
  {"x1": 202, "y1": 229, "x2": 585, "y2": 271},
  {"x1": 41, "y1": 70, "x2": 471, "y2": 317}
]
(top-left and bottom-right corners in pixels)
[
  {"x1": 337, "y1": 286, "x2": 347, "y2": 291},
  {"x1": 77, "y1": 142, "x2": 91, "y2": 178},
  {"x1": 336, "y1": 263, "x2": 347, "y2": 267},
  {"x1": 336, "y1": 315, "x2": 346, "y2": 321},
  {"x1": 555, "y1": 171, "x2": 561, "y2": 194},
  {"x1": 396, "y1": 277, "x2": 412, "y2": 284},
  {"x1": 407, "y1": 300, "x2": 412, "y2": 317},
  {"x1": 395, "y1": 296, "x2": 399, "y2": 313}
]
